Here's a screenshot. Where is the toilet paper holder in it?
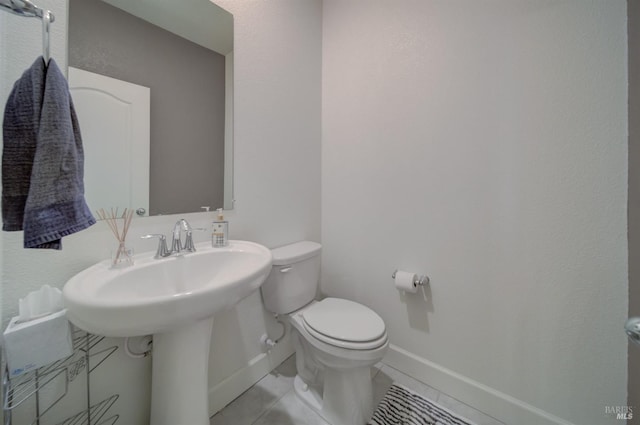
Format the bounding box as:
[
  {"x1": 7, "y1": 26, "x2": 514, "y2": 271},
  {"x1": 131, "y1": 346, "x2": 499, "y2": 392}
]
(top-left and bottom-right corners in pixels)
[{"x1": 391, "y1": 269, "x2": 429, "y2": 287}]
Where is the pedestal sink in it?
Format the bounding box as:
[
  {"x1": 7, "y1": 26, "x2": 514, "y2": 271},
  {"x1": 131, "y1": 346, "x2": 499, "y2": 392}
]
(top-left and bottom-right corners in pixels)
[{"x1": 63, "y1": 240, "x2": 272, "y2": 425}]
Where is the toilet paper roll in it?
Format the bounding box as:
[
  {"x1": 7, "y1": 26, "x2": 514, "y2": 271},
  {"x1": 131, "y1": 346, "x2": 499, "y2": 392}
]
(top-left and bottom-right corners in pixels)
[{"x1": 394, "y1": 270, "x2": 418, "y2": 293}]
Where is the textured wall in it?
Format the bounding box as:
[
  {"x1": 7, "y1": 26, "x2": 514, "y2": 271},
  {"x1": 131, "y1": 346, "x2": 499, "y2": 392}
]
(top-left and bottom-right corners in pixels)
[
  {"x1": 0, "y1": 0, "x2": 69, "y2": 333},
  {"x1": 1, "y1": 0, "x2": 321, "y2": 423},
  {"x1": 321, "y1": 1, "x2": 628, "y2": 424}
]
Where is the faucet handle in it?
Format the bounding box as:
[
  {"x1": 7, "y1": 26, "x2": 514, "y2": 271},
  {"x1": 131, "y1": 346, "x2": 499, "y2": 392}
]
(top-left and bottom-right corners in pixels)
[
  {"x1": 184, "y1": 231, "x2": 196, "y2": 252},
  {"x1": 171, "y1": 235, "x2": 183, "y2": 254},
  {"x1": 183, "y1": 228, "x2": 206, "y2": 253},
  {"x1": 141, "y1": 234, "x2": 171, "y2": 259}
]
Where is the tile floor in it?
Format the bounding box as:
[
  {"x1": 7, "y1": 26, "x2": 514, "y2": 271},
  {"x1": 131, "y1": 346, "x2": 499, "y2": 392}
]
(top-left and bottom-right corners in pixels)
[{"x1": 209, "y1": 355, "x2": 505, "y2": 425}]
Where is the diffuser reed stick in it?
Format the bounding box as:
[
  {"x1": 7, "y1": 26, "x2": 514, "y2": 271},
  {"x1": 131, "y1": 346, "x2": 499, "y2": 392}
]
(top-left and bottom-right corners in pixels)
[{"x1": 97, "y1": 208, "x2": 135, "y2": 267}]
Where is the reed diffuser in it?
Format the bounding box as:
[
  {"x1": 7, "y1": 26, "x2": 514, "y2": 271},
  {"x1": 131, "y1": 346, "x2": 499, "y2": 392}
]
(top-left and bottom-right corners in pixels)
[{"x1": 97, "y1": 208, "x2": 135, "y2": 268}]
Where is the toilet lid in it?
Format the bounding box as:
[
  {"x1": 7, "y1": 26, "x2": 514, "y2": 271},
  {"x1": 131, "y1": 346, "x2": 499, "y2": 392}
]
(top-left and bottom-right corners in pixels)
[{"x1": 301, "y1": 298, "x2": 386, "y2": 343}]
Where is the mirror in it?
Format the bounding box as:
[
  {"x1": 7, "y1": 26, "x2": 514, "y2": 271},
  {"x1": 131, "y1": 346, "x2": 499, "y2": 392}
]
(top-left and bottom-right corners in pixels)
[{"x1": 68, "y1": 0, "x2": 233, "y2": 216}]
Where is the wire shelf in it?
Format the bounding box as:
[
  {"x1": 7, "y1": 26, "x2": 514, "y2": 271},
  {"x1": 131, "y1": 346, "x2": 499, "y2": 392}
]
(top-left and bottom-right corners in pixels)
[
  {"x1": 56, "y1": 395, "x2": 119, "y2": 425},
  {"x1": 3, "y1": 330, "x2": 119, "y2": 425},
  {"x1": 3, "y1": 366, "x2": 68, "y2": 420}
]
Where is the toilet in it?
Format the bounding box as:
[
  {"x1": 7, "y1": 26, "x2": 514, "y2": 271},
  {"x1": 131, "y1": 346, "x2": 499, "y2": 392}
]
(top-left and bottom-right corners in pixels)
[{"x1": 261, "y1": 241, "x2": 388, "y2": 425}]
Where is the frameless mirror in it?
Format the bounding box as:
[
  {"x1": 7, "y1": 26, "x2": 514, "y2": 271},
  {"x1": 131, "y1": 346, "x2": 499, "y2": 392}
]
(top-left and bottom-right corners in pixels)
[{"x1": 68, "y1": 0, "x2": 233, "y2": 217}]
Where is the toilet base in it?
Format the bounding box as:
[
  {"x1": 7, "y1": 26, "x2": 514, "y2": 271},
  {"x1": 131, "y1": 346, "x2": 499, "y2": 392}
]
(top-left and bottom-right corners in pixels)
[
  {"x1": 293, "y1": 366, "x2": 374, "y2": 425},
  {"x1": 294, "y1": 374, "x2": 323, "y2": 412}
]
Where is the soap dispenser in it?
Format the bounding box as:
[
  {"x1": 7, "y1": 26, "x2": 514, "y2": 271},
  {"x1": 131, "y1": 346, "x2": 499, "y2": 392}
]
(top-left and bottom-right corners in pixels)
[{"x1": 212, "y1": 208, "x2": 228, "y2": 247}]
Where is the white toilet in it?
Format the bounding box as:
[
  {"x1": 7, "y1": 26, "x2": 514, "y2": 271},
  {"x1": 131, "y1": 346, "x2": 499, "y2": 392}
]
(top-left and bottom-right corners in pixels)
[{"x1": 261, "y1": 241, "x2": 389, "y2": 425}]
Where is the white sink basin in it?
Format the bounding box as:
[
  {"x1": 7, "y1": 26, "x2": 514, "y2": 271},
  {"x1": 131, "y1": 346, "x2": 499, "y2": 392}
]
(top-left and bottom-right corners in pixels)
[
  {"x1": 63, "y1": 240, "x2": 272, "y2": 337},
  {"x1": 63, "y1": 240, "x2": 272, "y2": 425}
]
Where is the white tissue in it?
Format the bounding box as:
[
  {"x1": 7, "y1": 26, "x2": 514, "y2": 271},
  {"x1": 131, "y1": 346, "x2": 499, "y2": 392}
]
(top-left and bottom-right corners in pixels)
[
  {"x1": 4, "y1": 310, "x2": 73, "y2": 377},
  {"x1": 394, "y1": 270, "x2": 418, "y2": 293},
  {"x1": 4, "y1": 284, "x2": 72, "y2": 376},
  {"x1": 18, "y1": 284, "x2": 64, "y2": 323}
]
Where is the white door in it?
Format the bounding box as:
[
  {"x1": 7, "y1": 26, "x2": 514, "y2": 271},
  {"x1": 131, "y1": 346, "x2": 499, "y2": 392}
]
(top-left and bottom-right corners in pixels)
[{"x1": 68, "y1": 67, "x2": 150, "y2": 216}]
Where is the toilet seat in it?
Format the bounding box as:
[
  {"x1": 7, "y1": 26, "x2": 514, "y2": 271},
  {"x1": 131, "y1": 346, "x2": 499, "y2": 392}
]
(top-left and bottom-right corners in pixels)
[{"x1": 301, "y1": 298, "x2": 387, "y2": 350}]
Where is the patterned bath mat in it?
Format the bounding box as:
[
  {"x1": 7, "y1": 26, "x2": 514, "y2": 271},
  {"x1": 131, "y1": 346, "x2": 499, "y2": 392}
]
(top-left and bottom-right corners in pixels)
[{"x1": 369, "y1": 384, "x2": 476, "y2": 425}]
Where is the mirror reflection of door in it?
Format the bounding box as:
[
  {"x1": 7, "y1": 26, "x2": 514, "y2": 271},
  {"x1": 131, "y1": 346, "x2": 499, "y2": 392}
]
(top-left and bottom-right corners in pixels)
[
  {"x1": 68, "y1": 0, "x2": 232, "y2": 215},
  {"x1": 68, "y1": 67, "x2": 150, "y2": 216}
]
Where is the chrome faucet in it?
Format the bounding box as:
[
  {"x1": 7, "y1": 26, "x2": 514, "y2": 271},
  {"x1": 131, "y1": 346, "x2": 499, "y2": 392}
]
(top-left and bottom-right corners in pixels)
[
  {"x1": 140, "y1": 234, "x2": 171, "y2": 259},
  {"x1": 141, "y1": 219, "x2": 197, "y2": 259},
  {"x1": 170, "y1": 219, "x2": 196, "y2": 255}
]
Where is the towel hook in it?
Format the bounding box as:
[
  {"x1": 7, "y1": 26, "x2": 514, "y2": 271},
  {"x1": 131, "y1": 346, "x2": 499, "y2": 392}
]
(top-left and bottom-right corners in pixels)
[
  {"x1": 41, "y1": 8, "x2": 51, "y2": 63},
  {"x1": 0, "y1": 0, "x2": 55, "y2": 62}
]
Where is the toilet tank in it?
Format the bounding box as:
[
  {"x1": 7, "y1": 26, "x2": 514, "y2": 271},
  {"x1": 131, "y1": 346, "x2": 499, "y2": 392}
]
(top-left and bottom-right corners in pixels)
[{"x1": 261, "y1": 241, "x2": 322, "y2": 314}]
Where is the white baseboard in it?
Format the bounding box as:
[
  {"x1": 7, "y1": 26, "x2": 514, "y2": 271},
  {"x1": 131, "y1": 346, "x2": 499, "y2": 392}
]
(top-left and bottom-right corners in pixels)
[
  {"x1": 384, "y1": 344, "x2": 575, "y2": 425},
  {"x1": 207, "y1": 341, "x2": 576, "y2": 425},
  {"x1": 208, "y1": 337, "x2": 295, "y2": 416}
]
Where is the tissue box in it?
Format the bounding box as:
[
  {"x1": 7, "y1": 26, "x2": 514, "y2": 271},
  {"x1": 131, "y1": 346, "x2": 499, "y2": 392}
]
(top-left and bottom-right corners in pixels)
[{"x1": 3, "y1": 309, "x2": 73, "y2": 377}]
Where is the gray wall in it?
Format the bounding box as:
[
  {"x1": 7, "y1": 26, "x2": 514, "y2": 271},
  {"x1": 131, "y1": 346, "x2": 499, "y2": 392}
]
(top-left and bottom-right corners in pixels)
[
  {"x1": 630, "y1": 0, "x2": 640, "y2": 421},
  {"x1": 69, "y1": 0, "x2": 225, "y2": 215}
]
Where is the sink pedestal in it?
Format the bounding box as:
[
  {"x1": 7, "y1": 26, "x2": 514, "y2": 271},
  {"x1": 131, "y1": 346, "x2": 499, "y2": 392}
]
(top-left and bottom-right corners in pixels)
[
  {"x1": 150, "y1": 317, "x2": 215, "y2": 425},
  {"x1": 63, "y1": 241, "x2": 273, "y2": 423}
]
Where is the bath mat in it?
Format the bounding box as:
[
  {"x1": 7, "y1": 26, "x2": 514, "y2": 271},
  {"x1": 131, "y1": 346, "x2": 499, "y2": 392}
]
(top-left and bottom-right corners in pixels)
[{"x1": 369, "y1": 384, "x2": 476, "y2": 425}]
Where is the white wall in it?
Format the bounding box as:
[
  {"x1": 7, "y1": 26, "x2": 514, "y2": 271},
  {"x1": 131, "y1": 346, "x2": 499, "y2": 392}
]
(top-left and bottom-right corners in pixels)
[
  {"x1": 0, "y1": 0, "x2": 321, "y2": 423},
  {"x1": 2, "y1": 1, "x2": 628, "y2": 424},
  {"x1": 321, "y1": 1, "x2": 628, "y2": 425}
]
